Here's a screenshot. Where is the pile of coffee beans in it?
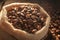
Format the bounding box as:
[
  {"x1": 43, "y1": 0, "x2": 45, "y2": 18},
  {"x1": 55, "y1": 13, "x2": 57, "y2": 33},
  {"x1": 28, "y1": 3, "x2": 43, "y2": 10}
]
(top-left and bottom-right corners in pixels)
[
  {"x1": 49, "y1": 11, "x2": 60, "y2": 40},
  {"x1": 7, "y1": 5, "x2": 47, "y2": 34}
]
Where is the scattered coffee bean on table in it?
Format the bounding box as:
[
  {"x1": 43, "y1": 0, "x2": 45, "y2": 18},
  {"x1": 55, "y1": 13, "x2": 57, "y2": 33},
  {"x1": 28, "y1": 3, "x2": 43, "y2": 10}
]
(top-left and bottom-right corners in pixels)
[
  {"x1": 49, "y1": 11, "x2": 60, "y2": 40},
  {"x1": 6, "y1": 5, "x2": 47, "y2": 34}
]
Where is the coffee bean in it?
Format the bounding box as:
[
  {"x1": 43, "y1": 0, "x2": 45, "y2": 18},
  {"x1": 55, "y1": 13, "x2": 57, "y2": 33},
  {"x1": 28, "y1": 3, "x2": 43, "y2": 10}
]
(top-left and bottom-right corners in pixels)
[
  {"x1": 36, "y1": 25, "x2": 41, "y2": 30},
  {"x1": 8, "y1": 19, "x2": 11, "y2": 22},
  {"x1": 51, "y1": 25, "x2": 54, "y2": 28},
  {"x1": 51, "y1": 30, "x2": 55, "y2": 34},
  {"x1": 27, "y1": 9, "x2": 32, "y2": 12},
  {"x1": 41, "y1": 17, "x2": 44, "y2": 21},
  {"x1": 12, "y1": 16, "x2": 16, "y2": 19},
  {"x1": 56, "y1": 29, "x2": 60, "y2": 33},
  {"x1": 11, "y1": 9, "x2": 16, "y2": 13},
  {"x1": 7, "y1": 5, "x2": 46, "y2": 34},
  {"x1": 33, "y1": 19, "x2": 37, "y2": 23},
  {"x1": 26, "y1": 13, "x2": 31, "y2": 18},
  {"x1": 26, "y1": 11, "x2": 30, "y2": 14},
  {"x1": 23, "y1": 8, "x2": 27, "y2": 12},
  {"x1": 57, "y1": 35, "x2": 60, "y2": 38},
  {"x1": 8, "y1": 16, "x2": 12, "y2": 18},
  {"x1": 31, "y1": 29, "x2": 37, "y2": 33},
  {"x1": 53, "y1": 33, "x2": 56, "y2": 36},
  {"x1": 21, "y1": 9, "x2": 25, "y2": 13},
  {"x1": 59, "y1": 26, "x2": 60, "y2": 29},
  {"x1": 12, "y1": 19, "x2": 18, "y2": 23},
  {"x1": 56, "y1": 36, "x2": 59, "y2": 40},
  {"x1": 49, "y1": 11, "x2": 60, "y2": 40},
  {"x1": 53, "y1": 23, "x2": 58, "y2": 27},
  {"x1": 52, "y1": 28, "x2": 56, "y2": 31},
  {"x1": 17, "y1": 11, "x2": 21, "y2": 14},
  {"x1": 17, "y1": 7, "x2": 22, "y2": 11},
  {"x1": 36, "y1": 13, "x2": 40, "y2": 16},
  {"x1": 19, "y1": 19, "x2": 23, "y2": 23},
  {"x1": 14, "y1": 7, "x2": 18, "y2": 11},
  {"x1": 32, "y1": 10, "x2": 37, "y2": 15},
  {"x1": 34, "y1": 8, "x2": 38, "y2": 11},
  {"x1": 56, "y1": 31, "x2": 60, "y2": 34},
  {"x1": 20, "y1": 12, "x2": 24, "y2": 16},
  {"x1": 23, "y1": 19, "x2": 26, "y2": 22},
  {"x1": 24, "y1": 24, "x2": 28, "y2": 28},
  {"x1": 31, "y1": 15, "x2": 36, "y2": 19}
]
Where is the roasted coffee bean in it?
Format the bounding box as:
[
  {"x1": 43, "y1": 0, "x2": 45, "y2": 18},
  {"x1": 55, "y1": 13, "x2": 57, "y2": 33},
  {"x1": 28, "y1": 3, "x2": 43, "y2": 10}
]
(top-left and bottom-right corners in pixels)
[
  {"x1": 11, "y1": 9, "x2": 16, "y2": 13},
  {"x1": 36, "y1": 13, "x2": 41, "y2": 16},
  {"x1": 32, "y1": 10, "x2": 37, "y2": 15},
  {"x1": 27, "y1": 19, "x2": 33, "y2": 25},
  {"x1": 26, "y1": 13, "x2": 31, "y2": 18},
  {"x1": 56, "y1": 29, "x2": 60, "y2": 33},
  {"x1": 50, "y1": 25, "x2": 54, "y2": 28},
  {"x1": 53, "y1": 33, "x2": 56, "y2": 36},
  {"x1": 51, "y1": 30, "x2": 55, "y2": 34},
  {"x1": 59, "y1": 26, "x2": 60, "y2": 29},
  {"x1": 31, "y1": 7, "x2": 35, "y2": 10},
  {"x1": 31, "y1": 15, "x2": 37, "y2": 19},
  {"x1": 36, "y1": 25, "x2": 41, "y2": 30},
  {"x1": 56, "y1": 36, "x2": 59, "y2": 40},
  {"x1": 52, "y1": 28, "x2": 56, "y2": 31},
  {"x1": 12, "y1": 16, "x2": 16, "y2": 19},
  {"x1": 31, "y1": 29, "x2": 37, "y2": 33},
  {"x1": 34, "y1": 8, "x2": 38, "y2": 11},
  {"x1": 53, "y1": 23, "x2": 58, "y2": 27},
  {"x1": 56, "y1": 31, "x2": 60, "y2": 34},
  {"x1": 8, "y1": 16, "x2": 12, "y2": 18},
  {"x1": 18, "y1": 7, "x2": 22, "y2": 11},
  {"x1": 20, "y1": 12, "x2": 24, "y2": 16},
  {"x1": 49, "y1": 11, "x2": 60, "y2": 40},
  {"x1": 24, "y1": 24, "x2": 28, "y2": 28},
  {"x1": 41, "y1": 17, "x2": 44, "y2": 21},
  {"x1": 17, "y1": 11, "x2": 21, "y2": 14},
  {"x1": 14, "y1": 7, "x2": 18, "y2": 11},
  {"x1": 8, "y1": 19, "x2": 11, "y2": 22},
  {"x1": 7, "y1": 5, "x2": 47, "y2": 34},
  {"x1": 33, "y1": 19, "x2": 37, "y2": 23},
  {"x1": 57, "y1": 35, "x2": 60, "y2": 38}
]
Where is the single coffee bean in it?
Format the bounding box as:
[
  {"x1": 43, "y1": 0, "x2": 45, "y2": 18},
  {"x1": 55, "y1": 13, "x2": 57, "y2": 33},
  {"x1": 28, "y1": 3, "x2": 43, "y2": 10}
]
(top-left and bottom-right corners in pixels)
[
  {"x1": 51, "y1": 25, "x2": 54, "y2": 28},
  {"x1": 17, "y1": 11, "x2": 21, "y2": 14},
  {"x1": 36, "y1": 13, "x2": 40, "y2": 16},
  {"x1": 12, "y1": 16, "x2": 16, "y2": 19},
  {"x1": 32, "y1": 10, "x2": 37, "y2": 15},
  {"x1": 53, "y1": 33, "x2": 56, "y2": 36},
  {"x1": 14, "y1": 7, "x2": 18, "y2": 11},
  {"x1": 20, "y1": 12, "x2": 24, "y2": 16},
  {"x1": 59, "y1": 26, "x2": 60, "y2": 29},
  {"x1": 31, "y1": 29, "x2": 37, "y2": 33},
  {"x1": 31, "y1": 15, "x2": 37, "y2": 19},
  {"x1": 56, "y1": 29, "x2": 60, "y2": 33},
  {"x1": 8, "y1": 16, "x2": 12, "y2": 18},
  {"x1": 57, "y1": 35, "x2": 60, "y2": 38},
  {"x1": 33, "y1": 19, "x2": 37, "y2": 23},
  {"x1": 51, "y1": 30, "x2": 55, "y2": 34},
  {"x1": 11, "y1": 9, "x2": 16, "y2": 13},
  {"x1": 26, "y1": 13, "x2": 31, "y2": 18},
  {"x1": 36, "y1": 25, "x2": 41, "y2": 30},
  {"x1": 52, "y1": 28, "x2": 56, "y2": 31}
]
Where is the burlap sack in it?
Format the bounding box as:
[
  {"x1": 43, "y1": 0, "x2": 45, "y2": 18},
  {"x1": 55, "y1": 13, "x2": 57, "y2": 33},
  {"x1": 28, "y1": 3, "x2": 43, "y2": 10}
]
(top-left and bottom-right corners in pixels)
[{"x1": 0, "y1": 3, "x2": 50, "y2": 40}]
